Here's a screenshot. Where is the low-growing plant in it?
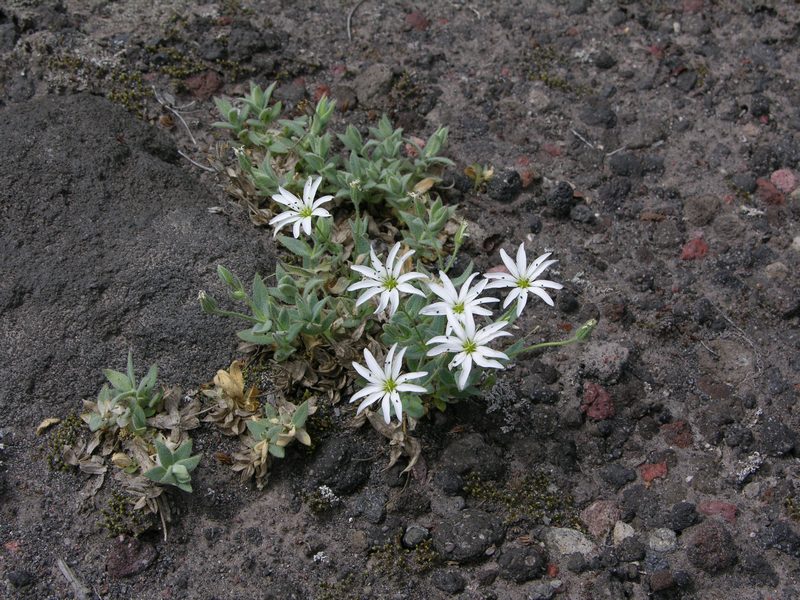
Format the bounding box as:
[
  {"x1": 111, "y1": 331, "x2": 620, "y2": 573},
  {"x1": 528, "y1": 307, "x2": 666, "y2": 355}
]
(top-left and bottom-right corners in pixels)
[
  {"x1": 52, "y1": 353, "x2": 205, "y2": 539},
  {"x1": 232, "y1": 397, "x2": 315, "y2": 489},
  {"x1": 144, "y1": 438, "x2": 202, "y2": 493},
  {"x1": 81, "y1": 351, "x2": 163, "y2": 437},
  {"x1": 202, "y1": 82, "x2": 595, "y2": 480}
]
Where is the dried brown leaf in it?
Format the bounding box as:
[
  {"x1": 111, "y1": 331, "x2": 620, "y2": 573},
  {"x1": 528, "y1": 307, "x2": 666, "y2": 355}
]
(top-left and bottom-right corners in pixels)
[{"x1": 36, "y1": 417, "x2": 61, "y2": 435}]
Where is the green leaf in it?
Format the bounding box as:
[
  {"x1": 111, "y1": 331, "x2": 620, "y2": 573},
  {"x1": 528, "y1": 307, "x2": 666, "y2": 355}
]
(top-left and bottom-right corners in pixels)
[
  {"x1": 278, "y1": 236, "x2": 312, "y2": 258},
  {"x1": 174, "y1": 439, "x2": 193, "y2": 462},
  {"x1": 403, "y1": 395, "x2": 425, "y2": 420},
  {"x1": 218, "y1": 265, "x2": 244, "y2": 293},
  {"x1": 138, "y1": 364, "x2": 158, "y2": 394},
  {"x1": 268, "y1": 444, "x2": 285, "y2": 458},
  {"x1": 88, "y1": 414, "x2": 104, "y2": 432},
  {"x1": 126, "y1": 351, "x2": 135, "y2": 382},
  {"x1": 131, "y1": 404, "x2": 147, "y2": 434},
  {"x1": 144, "y1": 466, "x2": 167, "y2": 482},
  {"x1": 154, "y1": 439, "x2": 173, "y2": 467},
  {"x1": 246, "y1": 419, "x2": 268, "y2": 438},
  {"x1": 252, "y1": 273, "x2": 269, "y2": 312},
  {"x1": 178, "y1": 454, "x2": 201, "y2": 472},
  {"x1": 292, "y1": 400, "x2": 310, "y2": 428},
  {"x1": 104, "y1": 369, "x2": 132, "y2": 392},
  {"x1": 237, "y1": 329, "x2": 274, "y2": 345}
]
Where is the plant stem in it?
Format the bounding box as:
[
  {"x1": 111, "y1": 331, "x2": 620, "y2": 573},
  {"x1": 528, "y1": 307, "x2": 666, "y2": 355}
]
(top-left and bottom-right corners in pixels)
[
  {"x1": 399, "y1": 303, "x2": 430, "y2": 370},
  {"x1": 519, "y1": 319, "x2": 597, "y2": 354}
]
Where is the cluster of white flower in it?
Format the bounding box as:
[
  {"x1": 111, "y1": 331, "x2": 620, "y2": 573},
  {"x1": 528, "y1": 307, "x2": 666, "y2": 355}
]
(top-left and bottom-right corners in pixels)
[
  {"x1": 268, "y1": 176, "x2": 562, "y2": 424},
  {"x1": 346, "y1": 240, "x2": 563, "y2": 422}
]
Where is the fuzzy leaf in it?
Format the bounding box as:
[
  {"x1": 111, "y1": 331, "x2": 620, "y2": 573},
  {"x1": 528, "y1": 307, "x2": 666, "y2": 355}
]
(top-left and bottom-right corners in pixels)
[
  {"x1": 104, "y1": 369, "x2": 132, "y2": 392},
  {"x1": 292, "y1": 400, "x2": 310, "y2": 428}
]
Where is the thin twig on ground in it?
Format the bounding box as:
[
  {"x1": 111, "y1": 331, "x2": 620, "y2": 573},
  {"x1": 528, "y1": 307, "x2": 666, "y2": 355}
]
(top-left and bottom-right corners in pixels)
[
  {"x1": 347, "y1": 0, "x2": 368, "y2": 42},
  {"x1": 152, "y1": 86, "x2": 197, "y2": 147},
  {"x1": 178, "y1": 150, "x2": 215, "y2": 172},
  {"x1": 57, "y1": 558, "x2": 90, "y2": 600},
  {"x1": 570, "y1": 129, "x2": 595, "y2": 149}
]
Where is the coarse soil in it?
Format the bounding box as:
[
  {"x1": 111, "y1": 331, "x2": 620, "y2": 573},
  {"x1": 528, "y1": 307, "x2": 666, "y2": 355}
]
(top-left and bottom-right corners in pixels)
[{"x1": 1, "y1": 1, "x2": 799, "y2": 599}]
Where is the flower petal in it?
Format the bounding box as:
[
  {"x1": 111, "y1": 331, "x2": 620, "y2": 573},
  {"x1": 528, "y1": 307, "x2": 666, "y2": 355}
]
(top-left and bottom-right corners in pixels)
[
  {"x1": 392, "y1": 346, "x2": 407, "y2": 380},
  {"x1": 420, "y1": 302, "x2": 448, "y2": 316},
  {"x1": 355, "y1": 286, "x2": 384, "y2": 307},
  {"x1": 348, "y1": 279, "x2": 381, "y2": 291},
  {"x1": 384, "y1": 343, "x2": 397, "y2": 379},
  {"x1": 352, "y1": 361, "x2": 380, "y2": 384},
  {"x1": 381, "y1": 393, "x2": 393, "y2": 423},
  {"x1": 390, "y1": 391, "x2": 403, "y2": 422},
  {"x1": 357, "y1": 391, "x2": 386, "y2": 415},
  {"x1": 427, "y1": 343, "x2": 457, "y2": 357},
  {"x1": 397, "y1": 283, "x2": 425, "y2": 297},
  {"x1": 351, "y1": 264, "x2": 379, "y2": 280},
  {"x1": 515, "y1": 292, "x2": 529, "y2": 316},
  {"x1": 457, "y1": 356, "x2": 473, "y2": 390},
  {"x1": 375, "y1": 290, "x2": 390, "y2": 314},
  {"x1": 350, "y1": 383, "x2": 384, "y2": 404},
  {"x1": 363, "y1": 348, "x2": 383, "y2": 378},
  {"x1": 313, "y1": 195, "x2": 334, "y2": 210},
  {"x1": 385, "y1": 243, "x2": 401, "y2": 274},
  {"x1": 473, "y1": 354, "x2": 506, "y2": 370},
  {"x1": 499, "y1": 248, "x2": 519, "y2": 277},
  {"x1": 534, "y1": 279, "x2": 563, "y2": 290},
  {"x1": 388, "y1": 289, "x2": 400, "y2": 317},
  {"x1": 515, "y1": 243, "x2": 527, "y2": 275},
  {"x1": 529, "y1": 287, "x2": 555, "y2": 306}
]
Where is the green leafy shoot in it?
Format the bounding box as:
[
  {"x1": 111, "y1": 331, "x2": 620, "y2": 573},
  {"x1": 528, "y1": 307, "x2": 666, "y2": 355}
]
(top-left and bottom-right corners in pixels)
[{"x1": 143, "y1": 438, "x2": 202, "y2": 493}]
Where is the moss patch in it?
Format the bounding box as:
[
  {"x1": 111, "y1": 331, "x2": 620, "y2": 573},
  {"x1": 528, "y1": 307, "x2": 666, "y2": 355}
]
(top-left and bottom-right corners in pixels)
[{"x1": 464, "y1": 471, "x2": 583, "y2": 528}]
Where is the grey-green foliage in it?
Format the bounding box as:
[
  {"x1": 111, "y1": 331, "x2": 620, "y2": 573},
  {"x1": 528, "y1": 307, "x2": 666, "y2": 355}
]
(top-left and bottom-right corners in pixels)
[
  {"x1": 246, "y1": 398, "x2": 314, "y2": 459},
  {"x1": 213, "y1": 82, "x2": 283, "y2": 145},
  {"x1": 143, "y1": 438, "x2": 201, "y2": 493},
  {"x1": 81, "y1": 352, "x2": 163, "y2": 436},
  {"x1": 204, "y1": 84, "x2": 458, "y2": 359},
  {"x1": 215, "y1": 82, "x2": 454, "y2": 210},
  {"x1": 334, "y1": 117, "x2": 453, "y2": 211},
  {"x1": 200, "y1": 211, "x2": 375, "y2": 360}
]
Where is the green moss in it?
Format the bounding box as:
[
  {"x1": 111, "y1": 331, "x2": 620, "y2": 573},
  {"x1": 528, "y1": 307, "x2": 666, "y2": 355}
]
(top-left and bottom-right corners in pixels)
[
  {"x1": 785, "y1": 496, "x2": 800, "y2": 522},
  {"x1": 46, "y1": 413, "x2": 84, "y2": 471},
  {"x1": 46, "y1": 53, "x2": 151, "y2": 115},
  {"x1": 317, "y1": 574, "x2": 362, "y2": 600},
  {"x1": 526, "y1": 45, "x2": 591, "y2": 95},
  {"x1": 107, "y1": 70, "x2": 150, "y2": 115},
  {"x1": 101, "y1": 491, "x2": 149, "y2": 537},
  {"x1": 304, "y1": 486, "x2": 340, "y2": 514},
  {"x1": 695, "y1": 63, "x2": 710, "y2": 89},
  {"x1": 464, "y1": 472, "x2": 583, "y2": 528},
  {"x1": 369, "y1": 537, "x2": 440, "y2": 581},
  {"x1": 411, "y1": 538, "x2": 439, "y2": 572}
]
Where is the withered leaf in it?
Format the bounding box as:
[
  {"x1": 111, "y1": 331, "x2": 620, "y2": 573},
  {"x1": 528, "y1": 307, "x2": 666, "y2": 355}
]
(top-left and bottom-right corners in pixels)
[{"x1": 36, "y1": 417, "x2": 61, "y2": 435}]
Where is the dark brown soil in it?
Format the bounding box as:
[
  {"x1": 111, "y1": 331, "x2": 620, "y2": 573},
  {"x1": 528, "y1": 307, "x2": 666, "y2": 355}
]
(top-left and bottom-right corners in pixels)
[{"x1": 1, "y1": 1, "x2": 799, "y2": 599}]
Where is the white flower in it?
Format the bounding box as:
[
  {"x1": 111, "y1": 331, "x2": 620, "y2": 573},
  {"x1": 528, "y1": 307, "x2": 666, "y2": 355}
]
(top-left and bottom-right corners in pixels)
[
  {"x1": 426, "y1": 313, "x2": 511, "y2": 390},
  {"x1": 347, "y1": 242, "x2": 426, "y2": 317},
  {"x1": 421, "y1": 271, "x2": 499, "y2": 332},
  {"x1": 269, "y1": 176, "x2": 333, "y2": 238},
  {"x1": 483, "y1": 243, "x2": 563, "y2": 317},
  {"x1": 350, "y1": 344, "x2": 427, "y2": 423}
]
